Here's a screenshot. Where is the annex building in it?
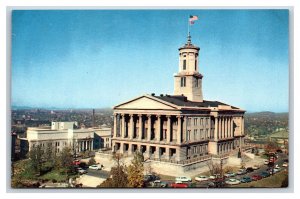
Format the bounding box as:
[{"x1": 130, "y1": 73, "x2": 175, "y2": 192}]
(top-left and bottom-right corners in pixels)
[
  {"x1": 111, "y1": 34, "x2": 245, "y2": 165},
  {"x1": 22, "y1": 121, "x2": 112, "y2": 155}
]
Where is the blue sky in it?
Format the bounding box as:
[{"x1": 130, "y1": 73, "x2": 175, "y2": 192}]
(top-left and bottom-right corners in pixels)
[{"x1": 11, "y1": 9, "x2": 289, "y2": 112}]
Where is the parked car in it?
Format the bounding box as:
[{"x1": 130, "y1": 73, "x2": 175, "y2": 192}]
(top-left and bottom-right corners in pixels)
[
  {"x1": 264, "y1": 160, "x2": 269, "y2": 165},
  {"x1": 225, "y1": 178, "x2": 240, "y2": 185},
  {"x1": 209, "y1": 174, "x2": 220, "y2": 180},
  {"x1": 88, "y1": 164, "x2": 101, "y2": 170},
  {"x1": 205, "y1": 181, "x2": 216, "y2": 188},
  {"x1": 240, "y1": 176, "x2": 252, "y2": 183},
  {"x1": 170, "y1": 182, "x2": 189, "y2": 188},
  {"x1": 252, "y1": 165, "x2": 259, "y2": 170},
  {"x1": 224, "y1": 172, "x2": 236, "y2": 177},
  {"x1": 275, "y1": 164, "x2": 280, "y2": 169},
  {"x1": 79, "y1": 162, "x2": 88, "y2": 169},
  {"x1": 260, "y1": 171, "x2": 270, "y2": 178},
  {"x1": 77, "y1": 168, "x2": 87, "y2": 175},
  {"x1": 252, "y1": 175, "x2": 262, "y2": 181},
  {"x1": 274, "y1": 168, "x2": 281, "y2": 173},
  {"x1": 195, "y1": 175, "x2": 209, "y2": 182},
  {"x1": 144, "y1": 174, "x2": 160, "y2": 182},
  {"x1": 246, "y1": 167, "x2": 254, "y2": 173},
  {"x1": 267, "y1": 162, "x2": 275, "y2": 167},
  {"x1": 175, "y1": 176, "x2": 192, "y2": 182},
  {"x1": 276, "y1": 149, "x2": 283, "y2": 153},
  {"x1": 237, "y1": 169, "x2": 247, "y2": 175},
  {"x1": 72, "y1": 160, "x2": 80, "y2": 166},
  {"x1": 282, "y1": 162, "x2": 288, "y2": 167},
  {"x1": 149, "y1": 180, "x2": 168, "y2": 188}
]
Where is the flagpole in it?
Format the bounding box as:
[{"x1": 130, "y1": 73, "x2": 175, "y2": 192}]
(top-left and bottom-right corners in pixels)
[{"x1": 187, "y1": 16, "x2": 190, "y2": 37}]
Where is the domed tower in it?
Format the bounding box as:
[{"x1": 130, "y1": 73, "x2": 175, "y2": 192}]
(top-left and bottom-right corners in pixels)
[{"x1": 174, "y1": 33, "x2": 203, "y2": 102}]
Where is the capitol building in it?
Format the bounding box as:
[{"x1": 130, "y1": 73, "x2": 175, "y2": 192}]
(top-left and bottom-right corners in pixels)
[{"x1": 111, "y1": 34, "x2": 245, "y2": 167}]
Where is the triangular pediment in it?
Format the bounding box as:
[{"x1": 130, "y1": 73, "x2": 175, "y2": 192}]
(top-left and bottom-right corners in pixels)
[{"x1": 114, "y1": 95, "x2": 178, "y2": 110}]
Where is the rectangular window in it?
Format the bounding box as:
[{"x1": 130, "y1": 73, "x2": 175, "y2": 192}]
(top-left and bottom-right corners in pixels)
[
  {"x1": 183, "y1": 60, "x2": 186, "y2": 70},
  {"x1": 195, "y1": 60, "x2": 197, "y2": 71},
  {"x1": 180, "y1": 77, "x2": 186, "y2": 87},
  {"x1": 195, "y1": 78, "x2": 198, "y2": 87},
  {"x1": 200, "y1": 129, "x2": 204, "y2": 139}
]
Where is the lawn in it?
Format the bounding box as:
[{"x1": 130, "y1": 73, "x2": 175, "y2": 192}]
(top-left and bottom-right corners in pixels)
[
  {"x1": 38, "y1": 169, "x2": 69, "y2": 182},
  {"x1": 231, "y1": 171, "x2": 288, "y2": 188}
]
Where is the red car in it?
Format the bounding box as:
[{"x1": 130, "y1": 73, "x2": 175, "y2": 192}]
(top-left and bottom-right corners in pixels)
[
  {"x1": 252, "y1": 175, "x2": 262, "y2": 181},
  {"x1": 170, "y1": 182, "x2": 189, "y2": 188},
  {"x1": 72, "y1": 160, "x2": 80, "y2": 165}
]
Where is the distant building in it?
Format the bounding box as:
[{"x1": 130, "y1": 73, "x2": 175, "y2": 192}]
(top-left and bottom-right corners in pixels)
[
  {"x1": 22, "y1": 121, "x2": 112, "y2": 155},
  {"x1": 269, "y1": 130, "x2": 288, "y2": 148},
  {"x1": 112, "y1": 34, "x2": 245, "y2": 164}
]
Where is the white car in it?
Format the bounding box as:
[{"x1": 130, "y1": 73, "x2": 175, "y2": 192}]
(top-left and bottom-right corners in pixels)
[
  {"x1": 237, "y1": 169, "x2": 247, "y2": 175},
  {"x1": 175, "y1": 176, "x2": 192, "y2": 182},
  {"x1": 209, "y1": 174, "x2": 220, "y2": 179},
  {"x1": 224, "y1": 172, "x2": 236, "y2": 177},
  {"x1": 225, "y1": 178, "x2": 241, "y2": 185},
  {"x1": 195, "y1": 175, "x2": 209, "y2": 182},
  {"x1": 253, "y1": 165, "x2": 259, "y2": 170},
  {"x1": 77, "y1": 168, "x2": 87, "y2": 174},
  {"x1": 264, "y1": 160, "x2": 269, "y2": 165},
  {"x1": 89, "y1": 165, "x2": 101, "y2": 170},
  {"x1": 282, "y1": 162, "x2": 288, "y2": 167}
]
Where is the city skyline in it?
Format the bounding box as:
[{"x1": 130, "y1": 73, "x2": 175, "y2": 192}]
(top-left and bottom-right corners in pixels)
[{"x1": 11, "y1": 9, "x2": 289, "y2": 112}]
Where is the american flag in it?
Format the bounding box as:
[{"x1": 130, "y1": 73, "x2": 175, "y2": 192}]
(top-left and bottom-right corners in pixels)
[{"x1": 189, "y1": 15, "x2": 199, "y2": 25}]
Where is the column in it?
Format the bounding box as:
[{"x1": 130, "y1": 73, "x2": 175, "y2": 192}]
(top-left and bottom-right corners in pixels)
[
  {"x1": 166, "y1": 147, "x2": 170, "y2": 160},
  {"x1": 176, "y1": 147, "x2": 181, "y2": 162},
  {"x1": 120, "y1": 143, "x2": 124, "y2": 153},
  {"x1": 183, "y1": 116, "x2": 188, "y2": 142},
  {"x1": 147, "y1": 115, "x2": 151, "y2": 141},
  {"x1": 214, "y1": 117, "x2": 218, "y2": 141},
  {"x1": 157, "y1": 115, "x2": 161, "y2": 141},
  {"x1": 155, "y1": 146, "x2": 160, "y2": 159},
  {"x1": 121, "y1": 114, "x2": 125, "y2": 138},
  {"x1": 225, "y1": 117, "x2": 228, "y2": 138},
  {"x1": 223, "y1": 117, "x2": 225, "y2": 139},
  {"x1": 146, "y1": 145, "x2": 151, "y2": 159},
  {"x1": 177, "y1": 116, "x2": 182, "y2": 144},
  {"x1": 166, "y1": 116, "x2": 171, "y2": 142},
  {"x1": 113, "y1": 113, "x2": 117, "y2": 138},
  {"x1": 128, "y1": 144, "x2": 132, "y2": 155},
  {"x1": 231, "y1": 117, "x2": 234, "y2": 137},
  {"x1": 241, "y1": 117, "x2": 244, "y2": 135},
  {"x1": 218, "y1": 117, "x2": 222, "y2": 139},
  {"x1": 138, "y1": 114, "x2": 143, "y2": 140},
  {"x1": 129, "y1": 114, "x2": 134, "y2": 139}
]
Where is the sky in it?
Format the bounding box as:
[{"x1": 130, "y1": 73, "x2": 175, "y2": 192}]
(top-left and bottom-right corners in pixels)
[{"x1": 11, "y1": 9, "x2": 289, "y2": 112}]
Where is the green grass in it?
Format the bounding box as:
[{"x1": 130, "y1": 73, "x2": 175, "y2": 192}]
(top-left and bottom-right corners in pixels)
[
  {"x1": 231, "y1": 171, "x2": 288, "y2": 188},
  {"x1": 38, "y1": 169, "x2": 69, "y2": 182}
]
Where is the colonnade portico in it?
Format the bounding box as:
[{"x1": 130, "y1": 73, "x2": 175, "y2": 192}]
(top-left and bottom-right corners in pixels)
[
  {"x1": 113, "y1": 113, "x2": 183, "y2": 144},
  {"x1": 75, "y1": 139, "x2": 93, "y2": 153},
  {"x1": 213, "y1": 115, "x2": 244, "y2": 140}
]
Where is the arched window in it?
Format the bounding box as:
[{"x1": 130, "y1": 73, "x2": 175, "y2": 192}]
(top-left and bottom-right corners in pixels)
[{"x1": 183, "y1": 60, "x2": 186, "y2": 70}]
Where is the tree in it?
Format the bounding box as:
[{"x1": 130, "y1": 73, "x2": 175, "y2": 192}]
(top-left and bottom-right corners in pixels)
[
  {"x1": 206, "y1": 159, "x2": 222, "y2": 176},
  {"x1": 127, "y1": 151, "x2": 144, "y2": 188},
  {"x1": 58, "y1": 147, "x2": 73, "y2": 174},
  {"x1": 99, "y1": 152, "x2": 128, "y2": 188},
  {"x1": 29, "y1": 145, "x2": 44, "y2": 175},
  {"x1": 264, "y1": 141, "x2": 278, "y2": 154}
]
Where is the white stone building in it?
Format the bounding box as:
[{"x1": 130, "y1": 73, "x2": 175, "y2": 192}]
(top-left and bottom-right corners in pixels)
[
  {"x1": 112, "y1": 34, "x2": 246, "y2": 165},
  {"x1": 25, "y1": 122, "x2": 111, "y2": 154}
]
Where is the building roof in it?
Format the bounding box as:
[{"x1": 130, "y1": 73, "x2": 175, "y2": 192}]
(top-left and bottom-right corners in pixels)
[
  {"x1": 152, "y1": 94, "x2": 240, "y2": 110},
  {"x1": 269, "y1": 130, "x2": 288, "y2": 139}
]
